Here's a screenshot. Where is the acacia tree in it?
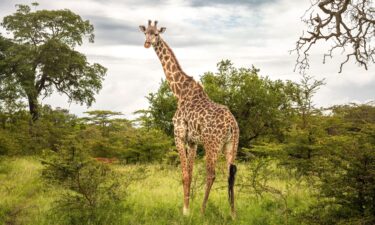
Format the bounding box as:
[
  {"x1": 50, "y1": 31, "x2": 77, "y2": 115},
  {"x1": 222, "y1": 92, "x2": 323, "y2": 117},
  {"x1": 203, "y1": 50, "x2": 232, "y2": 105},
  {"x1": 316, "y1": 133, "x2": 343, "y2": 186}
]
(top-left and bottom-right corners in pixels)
[
  {"x1": 296, "y1": 74, "x2": 325, "y2": 129},
  {"x1": 0, "y1": 3, "x2": 106, "y2": 121},
  {"x1": 294, "y1": 0, "x2": 375, "y2": 73},
  {"x1": 83, "y1": 110, "x2": 124, "y2": 136}
]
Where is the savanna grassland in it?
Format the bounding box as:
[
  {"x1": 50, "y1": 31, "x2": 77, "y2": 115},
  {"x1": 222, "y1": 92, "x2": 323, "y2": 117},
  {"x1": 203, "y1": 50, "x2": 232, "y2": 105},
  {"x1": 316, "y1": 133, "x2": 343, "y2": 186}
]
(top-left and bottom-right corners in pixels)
[{"x1": 1, "y1": 157, "x2": 312, "y2": 225}]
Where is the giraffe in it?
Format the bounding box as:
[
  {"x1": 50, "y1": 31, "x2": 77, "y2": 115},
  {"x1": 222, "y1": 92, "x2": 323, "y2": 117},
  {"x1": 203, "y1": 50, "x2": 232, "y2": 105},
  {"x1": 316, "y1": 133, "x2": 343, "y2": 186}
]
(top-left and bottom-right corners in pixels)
[{"x1": 139, "y1": 20, "x2": 239, "y2": 217}]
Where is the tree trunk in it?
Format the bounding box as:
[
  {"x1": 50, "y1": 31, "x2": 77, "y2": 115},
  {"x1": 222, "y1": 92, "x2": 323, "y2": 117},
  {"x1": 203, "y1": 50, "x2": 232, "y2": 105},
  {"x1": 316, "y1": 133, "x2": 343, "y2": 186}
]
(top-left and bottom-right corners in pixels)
[{"x1": 27, "y1": 94, "x2": 39, "y2": 122}]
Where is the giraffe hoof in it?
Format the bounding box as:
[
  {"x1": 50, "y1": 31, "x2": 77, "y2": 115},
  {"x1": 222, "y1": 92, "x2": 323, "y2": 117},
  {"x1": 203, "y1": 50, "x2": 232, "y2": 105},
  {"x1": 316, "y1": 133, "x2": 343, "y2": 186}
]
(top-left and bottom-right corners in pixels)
[
  {"x1": 183, "y1": 207, "x2": 189, "y2": 216},
  {"x1": 230, "y1": 211, "x2": 236, "y2": 220}
]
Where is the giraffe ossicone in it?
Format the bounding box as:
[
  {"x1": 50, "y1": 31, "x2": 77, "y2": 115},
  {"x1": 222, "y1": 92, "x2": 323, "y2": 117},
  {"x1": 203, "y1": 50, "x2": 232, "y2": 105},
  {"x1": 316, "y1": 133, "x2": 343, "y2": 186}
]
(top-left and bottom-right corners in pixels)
[{"x1": 139, "y1": 20, "x2": 239, "y2": 218}]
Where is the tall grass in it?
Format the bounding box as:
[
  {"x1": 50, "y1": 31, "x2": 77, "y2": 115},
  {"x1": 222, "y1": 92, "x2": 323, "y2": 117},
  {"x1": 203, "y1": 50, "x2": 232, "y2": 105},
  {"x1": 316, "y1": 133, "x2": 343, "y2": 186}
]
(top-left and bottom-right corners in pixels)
[
  {"x1": 0, "y1": 157, "x2": 61, "y2": 225},
  {"x1": 0, "y1": 157, "x2": 313, "y2": 225}
]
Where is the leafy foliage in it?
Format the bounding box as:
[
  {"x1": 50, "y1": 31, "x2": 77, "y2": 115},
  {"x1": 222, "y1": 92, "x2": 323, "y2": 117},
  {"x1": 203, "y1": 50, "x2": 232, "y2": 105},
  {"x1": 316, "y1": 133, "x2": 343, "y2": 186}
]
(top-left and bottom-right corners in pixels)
[
  {"x1": 295, "y1": 74, "x2": 325, "y2": 129},
  {"x1": 82, "y1": 110, "x2": 174, "y2": 162},
  {"x1": 135, "y1": 80, "x2": 177, "y2": 136},
  {"x1": 120, "y1": 128, "x2": 174, "y2": 163},
  {"x1": 302, "y1": 104, "x2": 375, "y2": 225},
  {"x1": 201, "y1": 60, "x2": 299, "y2": 147},
  {"x1": 83, "y1": 110, "x2": 124, "y2": 137},
  {"x1": 0, "y1": 129, "x2": 20, "y2": 155}
]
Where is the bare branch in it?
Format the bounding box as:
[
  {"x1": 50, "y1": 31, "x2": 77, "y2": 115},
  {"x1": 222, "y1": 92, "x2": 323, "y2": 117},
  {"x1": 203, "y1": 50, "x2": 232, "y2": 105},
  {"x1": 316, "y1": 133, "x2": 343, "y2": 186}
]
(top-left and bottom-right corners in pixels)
[{"x1": 292, "y1": 0, "x2": 375, "y2": 73}]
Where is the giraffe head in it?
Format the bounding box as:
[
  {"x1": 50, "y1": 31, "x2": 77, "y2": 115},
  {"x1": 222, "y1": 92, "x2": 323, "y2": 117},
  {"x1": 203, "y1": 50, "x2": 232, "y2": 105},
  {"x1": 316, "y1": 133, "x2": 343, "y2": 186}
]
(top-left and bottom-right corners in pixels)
[{"x1": 139, "y1": 20, "x2": 166, "y2": 48}]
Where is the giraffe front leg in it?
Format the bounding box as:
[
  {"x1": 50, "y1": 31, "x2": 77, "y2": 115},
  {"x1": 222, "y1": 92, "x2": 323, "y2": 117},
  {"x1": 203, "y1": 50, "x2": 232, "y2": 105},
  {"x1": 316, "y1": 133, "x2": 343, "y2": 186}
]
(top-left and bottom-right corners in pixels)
[
  {"x1": 187, "y1": 142, "x2": 197, "y2": 188},
  {"x1": 175, "y1": 136, "x2": 190, "y2": 215}
]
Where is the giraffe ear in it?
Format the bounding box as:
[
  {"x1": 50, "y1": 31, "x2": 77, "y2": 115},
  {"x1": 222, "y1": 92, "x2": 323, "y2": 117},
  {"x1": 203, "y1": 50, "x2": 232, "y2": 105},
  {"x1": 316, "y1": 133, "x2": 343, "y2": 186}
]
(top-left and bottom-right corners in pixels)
[
  {"x1": 158, "y1": 27, "x2": 166, "y2": 33},
  {"x1": 139, "y1": 25, "x2": 146, "y2": 33}
]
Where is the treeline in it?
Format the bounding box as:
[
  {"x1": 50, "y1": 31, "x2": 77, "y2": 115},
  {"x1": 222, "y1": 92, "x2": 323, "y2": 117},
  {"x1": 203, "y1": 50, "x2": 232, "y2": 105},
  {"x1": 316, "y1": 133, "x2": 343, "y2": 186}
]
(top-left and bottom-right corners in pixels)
[{"x1": 0, "y1": 106, "x2": 173, "y2": 163}]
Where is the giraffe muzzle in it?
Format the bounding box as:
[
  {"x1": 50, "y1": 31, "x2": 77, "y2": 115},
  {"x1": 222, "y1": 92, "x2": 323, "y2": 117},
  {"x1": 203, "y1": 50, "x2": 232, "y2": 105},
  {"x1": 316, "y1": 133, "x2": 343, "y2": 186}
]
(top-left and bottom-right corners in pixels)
[{"x1": 144, "y1": 41, "x2": 151, "y2": 48}]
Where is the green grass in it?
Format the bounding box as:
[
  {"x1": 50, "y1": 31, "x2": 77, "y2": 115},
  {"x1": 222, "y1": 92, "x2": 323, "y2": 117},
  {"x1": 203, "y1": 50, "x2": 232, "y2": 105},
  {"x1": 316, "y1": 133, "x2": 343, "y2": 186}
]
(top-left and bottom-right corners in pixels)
[
  {"x1": 0, "y1": 157, "x2": 62, "y2": 225},
  {"x1": 0, "y1": 157, "x2": 314, "y2": 225}
]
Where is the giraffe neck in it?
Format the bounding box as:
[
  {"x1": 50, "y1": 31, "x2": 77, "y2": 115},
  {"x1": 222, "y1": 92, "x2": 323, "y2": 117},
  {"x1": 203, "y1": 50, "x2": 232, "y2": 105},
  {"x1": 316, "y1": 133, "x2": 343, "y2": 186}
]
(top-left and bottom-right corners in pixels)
[{"x1": 153, "y1": 38, "x2": 204, "y2": 101}]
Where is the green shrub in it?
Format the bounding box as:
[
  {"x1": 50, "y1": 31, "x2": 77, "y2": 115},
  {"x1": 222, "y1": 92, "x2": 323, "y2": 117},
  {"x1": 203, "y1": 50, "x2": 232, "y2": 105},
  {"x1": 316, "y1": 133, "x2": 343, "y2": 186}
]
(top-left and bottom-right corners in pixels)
[
  {"x1": 300, "y1": 105, "x2": 375, "y2": 225},
  {"x1": 0, "y1": 129, "x2": 20, "y2": 155},
  {"x1": 120, "y1": 128, "x2": 173, "y2": 163},
  {"x1": 42, "y1": 135, "x2": 125, "y2": 225}
]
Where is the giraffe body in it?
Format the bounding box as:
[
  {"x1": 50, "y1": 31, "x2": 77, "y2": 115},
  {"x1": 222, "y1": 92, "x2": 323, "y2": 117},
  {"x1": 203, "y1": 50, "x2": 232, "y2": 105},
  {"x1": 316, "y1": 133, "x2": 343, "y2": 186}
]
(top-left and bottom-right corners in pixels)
[{"x1": 139, "y1": 20, "x2": 239, "y2": 217}]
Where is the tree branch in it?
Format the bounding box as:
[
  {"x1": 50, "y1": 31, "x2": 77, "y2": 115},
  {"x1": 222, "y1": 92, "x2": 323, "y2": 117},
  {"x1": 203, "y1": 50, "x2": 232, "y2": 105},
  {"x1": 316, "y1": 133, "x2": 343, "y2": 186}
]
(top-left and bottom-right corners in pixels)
[{"x1": 292, "y1": 0, "x2": 375, "y2": 73}]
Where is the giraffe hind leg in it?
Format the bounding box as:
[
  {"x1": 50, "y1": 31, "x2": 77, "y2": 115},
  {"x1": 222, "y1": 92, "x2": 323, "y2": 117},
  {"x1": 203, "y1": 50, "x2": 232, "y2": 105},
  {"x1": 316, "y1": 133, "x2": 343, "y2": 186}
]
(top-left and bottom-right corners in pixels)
[
  {"x1": 201, "y1": 146, "x2": 219, "y2": 214},
  {"x1": 187, "y1": 143, "x2": 197, "y2": 191},
  {"x1": 201, "y1": 164, "x2": 215, "y2": 214}
]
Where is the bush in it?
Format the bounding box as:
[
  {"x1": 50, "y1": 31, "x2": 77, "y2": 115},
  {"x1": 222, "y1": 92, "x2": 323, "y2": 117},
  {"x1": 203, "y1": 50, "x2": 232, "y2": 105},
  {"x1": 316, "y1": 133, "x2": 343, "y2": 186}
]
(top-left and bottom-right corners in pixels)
[
  {"x1": 300, "y1": 105, "x2": 375, "y2": 225},
  {"x1": 0, "y1": 129, "x2": 20, "y2": 155},
  {"x1": 42, "y1": 135, "x2": 125, "y2": 225},
  {"x1": 120, "y1": 128, "x2": 174, "y2": 163}
]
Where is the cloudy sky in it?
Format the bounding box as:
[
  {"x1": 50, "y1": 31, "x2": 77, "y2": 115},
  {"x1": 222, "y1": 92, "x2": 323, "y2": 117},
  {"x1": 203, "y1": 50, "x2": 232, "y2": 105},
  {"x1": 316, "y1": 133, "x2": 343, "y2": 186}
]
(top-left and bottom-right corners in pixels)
[{"x1": 0, "y1": 0, "x2": 373, "y2": 118}]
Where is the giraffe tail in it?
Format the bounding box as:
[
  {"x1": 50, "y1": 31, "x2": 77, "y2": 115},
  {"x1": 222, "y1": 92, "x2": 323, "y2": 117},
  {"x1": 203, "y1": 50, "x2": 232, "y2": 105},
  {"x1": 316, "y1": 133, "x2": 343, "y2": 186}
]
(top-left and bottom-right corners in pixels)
[
  {"x1": 227, "y1": 121, "x2": 238, "y2": 214},
  {"x1": 228, "y1": 164, "x2": 237, "y2": 209}
]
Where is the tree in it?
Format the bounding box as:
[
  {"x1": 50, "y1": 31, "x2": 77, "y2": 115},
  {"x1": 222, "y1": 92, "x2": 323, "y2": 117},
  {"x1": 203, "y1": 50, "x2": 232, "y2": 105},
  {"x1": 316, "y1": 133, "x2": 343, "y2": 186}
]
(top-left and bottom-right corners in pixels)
[
  {"x1": 295, "y1": 74, "x2": 325, "y2": 129},
  {"x1": 201, "y1": 60, "x2": 298, "y2": 148},
  {"x1": 139, "y1": 60, "x2": 299, "y2": 151},
  {"x1": 0, "y1": 3, "x2": 106, "y2": 121},
  {"x1": 134, "y1": 79, "x2": 177, "y2": 136},
  {"x1": 83, "y1": 110, "x2": 124, "y2": 137},
  {"x1": 294, "y1": 0, "x2": 375, "y2": 73},
  {"x1": 280, "y1": 75, "x2": 325, "y2": 175}
]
